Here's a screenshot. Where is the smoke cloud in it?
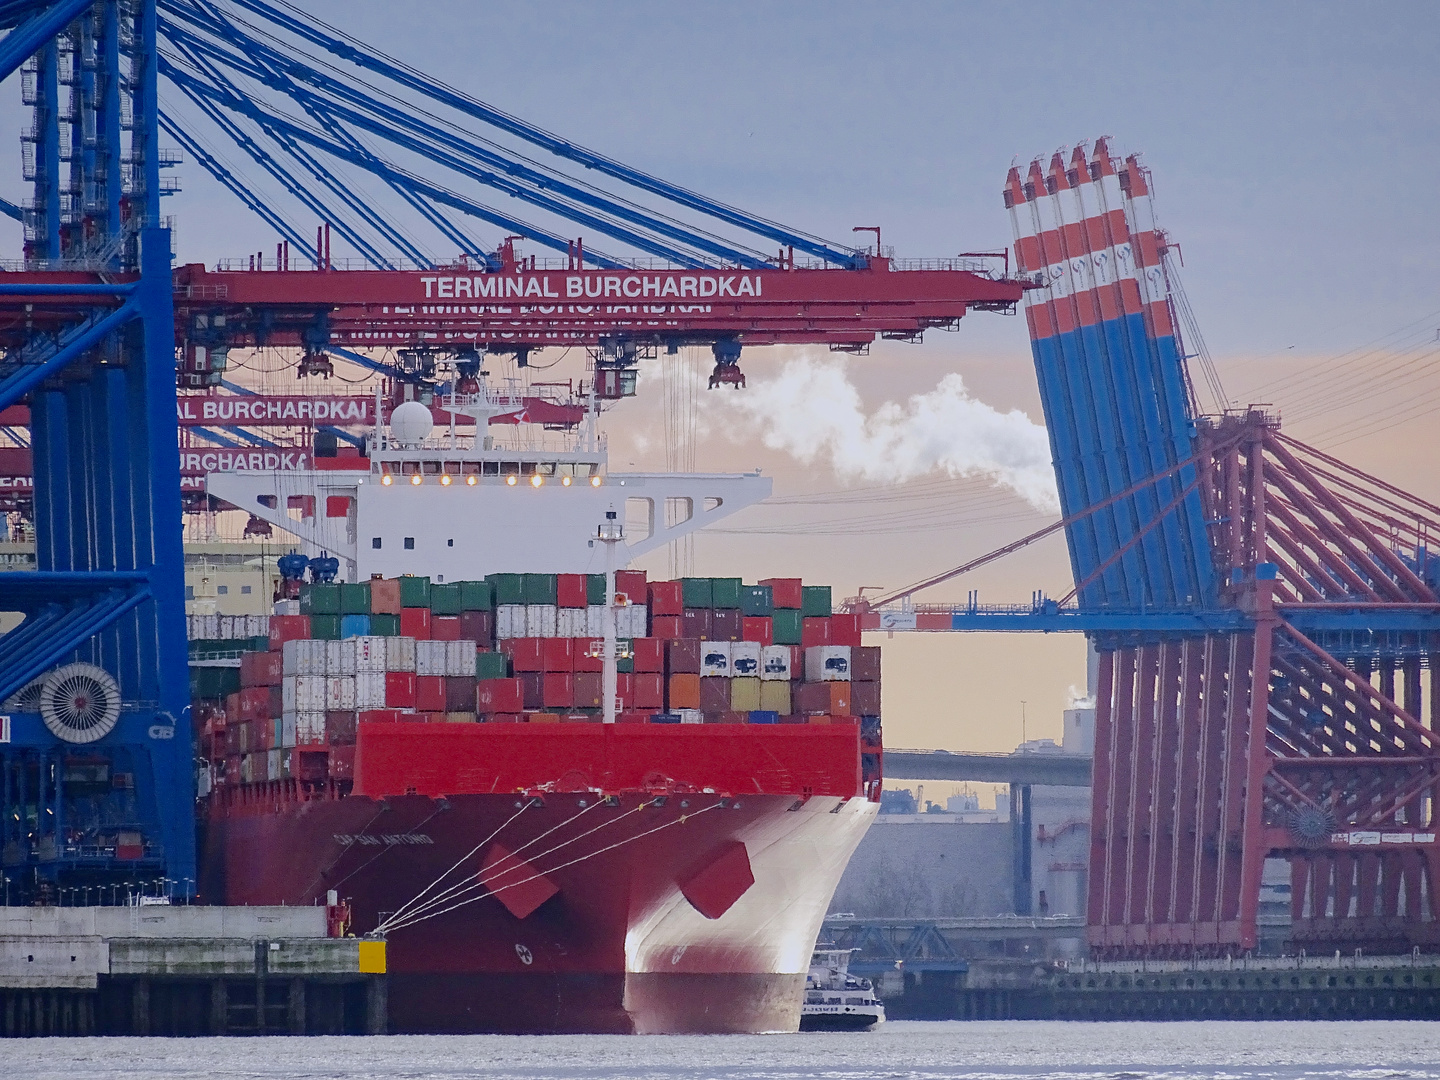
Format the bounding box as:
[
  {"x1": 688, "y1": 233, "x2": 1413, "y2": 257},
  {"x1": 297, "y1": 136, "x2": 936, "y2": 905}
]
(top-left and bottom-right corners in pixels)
[{"x1": 710, "y1": 353, "x2": 1059, "y2": 513}]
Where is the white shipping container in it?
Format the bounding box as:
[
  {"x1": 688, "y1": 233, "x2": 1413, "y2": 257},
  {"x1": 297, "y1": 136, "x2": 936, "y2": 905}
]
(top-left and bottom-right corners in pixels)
[
  {"x1": 273, "y1": 599, "x2": 299, "y2": 616},
  {"x1": 760, "y1": 644, "x2": 792, "y2": 682},
  {"x1": 805, "y1": 645, "x2": 852, "y2": 682},
  {"x1": 268, "y1": 748, "x2": 282, "y2": 777},
  {"x1": 415, "y1": 640, "x2": 448, "y2": 676},
  {"x1": 386, "y1": 637, "x2": 417, "y2": 672},
  {"x1": 217, "y1": 615, "x2": 233, "y2": 639},
  {"x1": 294, "y1": 675, "x2": 327, "y2": 711},
  {"x1": 700, "y1": 641, "x2": 731, "y2": 677},
  {"x1": 295, "y1": 710, "x2": 326, "y2": 746},
  {"x1": 677, "y1": 708, "x2": 704, "y2": 725},
  {"x1": 556, "y1": 608, "x2": 585, "y2": 637},
  {"x1": 281, "y1": 676, "x2": 296, "y2": 712},
  {"x1": 586, "y1": 605, "x2": 606, "y2": 637},
  {"x1": 496, "y1": 604, "x2": 525, "y2": 639},
  {"x1": 730, "y1": 640, "x2": 762, "y2": 678},
  {"x1": 325, "y1": 639, "x2": 357, "y2": 676},
  {"x1": 246, "y1": 615, "x2": 269, "y2": 638},
  {"x1": 446, "y1": 640, "x2": 477, "y2": 677},
  {"x1": 199, "y1": 614, "x2": 220, "y2": 640},
  {"x1": 185, "y1": 615, "x2": 197, "y2": 640},
  {"x1": 355, "y1": 671, "x2": 387, "y2": 709},
  {"x1": 526, "y1": 604, "x2": 558, "y2": 638},
  {"x1": 621, "y1": 605, "x2": 648, "y2": 638},
  {"x1": 282, "y1": 639, "x2": 326, "y2": 677},
  {"x1": 325, "y1": 676, "x2": 356, "y2": 712},
  {"x1": 353, "y1": 635, "x2": 387, "y2": 672},
  {"x1": 278, "y1": 713, "x2": 297, "y2": 749}
]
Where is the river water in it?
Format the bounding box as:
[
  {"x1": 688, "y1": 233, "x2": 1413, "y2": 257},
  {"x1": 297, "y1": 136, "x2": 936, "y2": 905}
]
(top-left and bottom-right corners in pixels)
[{"x1": 5, "y1": 1021, "x2": 1437, "y2": 1080}]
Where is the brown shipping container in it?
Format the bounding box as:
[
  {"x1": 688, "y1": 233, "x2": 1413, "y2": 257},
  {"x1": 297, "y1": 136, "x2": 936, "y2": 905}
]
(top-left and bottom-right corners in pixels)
[
  {"x1": 518, "y1": 671, "x2": 545, "y2": 710},
  {"x1": 370, "y1": 578, "x2": 402, "y2": 614},
  {"x1": 459, "y1": 609, "x2": 494, "y2": 644},
  {"x1": 851, "y1": 646, "x2": 882, "y2": 682},
  {"x1": 666, "y1": 638, "x2": 701, "y2": 675},
  {"x1": 680, "y1": 609, "x2": 712, "y2": 639},
  {"x1": 711, "y1": 609, "x2": 743, "y2": 642},
  {"x1": 574, "y1": 671, "x2": 603, "y2": 709},
  {"x1": 632, "y1": 673, "x2": 664, "y2": 710},
  {"x1": 543, "y1": 673, "x2": 575, "y2": 709},
  {"x1": 325, "y1": 710, "x2": 357, "y2": 745},
  {"x1": 699, "y1": 676, "x2": 731, "y2": 714},
  {"x1": 850, "y1": 680, "x2": 881, "y2": 717},
  {"x1": 668, "y1": 673, "x2": 701, "y2": 710},
  {"x1": 446, "y1": 676, "x2": 478, "y2": 711},
  {"x1": 759, "y1": 680, "x2": 791, "y2": 715},
  {"x1": 794, "y1": 681, "x2": 832, "y2": 715}
]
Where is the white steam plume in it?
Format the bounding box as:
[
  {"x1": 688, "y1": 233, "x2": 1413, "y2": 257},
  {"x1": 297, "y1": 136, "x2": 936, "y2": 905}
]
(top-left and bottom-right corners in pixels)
[{"x1": 711, "y1": 353, "x2": 1059, "y2": 513}]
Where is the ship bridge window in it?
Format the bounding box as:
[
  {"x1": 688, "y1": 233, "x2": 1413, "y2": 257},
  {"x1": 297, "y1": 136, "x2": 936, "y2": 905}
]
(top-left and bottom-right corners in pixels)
[
  {"x1": 579, "y1": 463, "x2": 597, "y2": 477},
  {"x1": 482, "y1": 461, "x2": 500, "y2": 476},
  {"x1": 404, "y1": 537, "x2": 415, "y2": 550},
  {"x1": 557, "y1": 462, "x2": 574, "y2": 478},
  {"x1": 422, "y1": 461, "x2": 441, "y2": 475},
  {"x1": 443, "y1": 461, "x2": 461, "y2": 476},
  {"x1": 401, "y1": 461, "x2": 420, "y2": 476},
  {"x1": 461, "y1": 461, "x2": 481, "y2": 476},
  {"x1": 500, "y1": 462, "x2": 519, "y2": 477},
  {"x1": 372, "y1": 538, "x2": 382, "y2": 549},
  {"x1": 537, "y1": 462, "x2": 556, "y2": 476},
  {"x1": 379, "y1": 461, "x2": 397, "y2": 476},
  {"x1": 519, "y1": 461, "x2": 537, "y2": 477}
]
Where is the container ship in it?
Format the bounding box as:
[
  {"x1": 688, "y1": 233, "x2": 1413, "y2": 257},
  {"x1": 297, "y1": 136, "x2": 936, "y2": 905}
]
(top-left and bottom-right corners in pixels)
[{"x1": 186, "y1": 387, "x2": 885, "y2": 1034}]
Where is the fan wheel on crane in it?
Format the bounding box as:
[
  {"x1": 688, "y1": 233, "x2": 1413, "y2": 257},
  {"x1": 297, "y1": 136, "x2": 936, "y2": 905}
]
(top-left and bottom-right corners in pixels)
[
  {"x1": 3, "y1": 676, "x2": 46, "y2": 712},
  {"x1": 1285, "y1": 803, "x2": 1338, "y2": 849},
  {"x1": 38, "y1": 663, "x2": 123, "y2": 744}
]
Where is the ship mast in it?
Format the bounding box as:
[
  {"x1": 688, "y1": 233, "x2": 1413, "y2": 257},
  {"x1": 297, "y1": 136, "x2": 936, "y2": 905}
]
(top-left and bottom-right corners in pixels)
[{"x1": 596, "y1": 508, "x2": 624, "y2": 724}]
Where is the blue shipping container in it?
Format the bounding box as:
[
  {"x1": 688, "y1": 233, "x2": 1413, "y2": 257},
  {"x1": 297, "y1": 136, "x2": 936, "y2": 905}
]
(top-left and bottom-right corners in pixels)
[
  {"x1": 341, "y1": 614, "x2": 372, "y2": 638},
  {"x1": 747, "y1": 710, "x2": 779, "y2": 724}
]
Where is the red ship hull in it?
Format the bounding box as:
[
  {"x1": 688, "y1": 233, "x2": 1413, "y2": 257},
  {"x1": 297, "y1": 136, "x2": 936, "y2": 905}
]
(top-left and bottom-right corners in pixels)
[{"x1": 200, "y1": 723, "x2": 878, "y2": 1033}]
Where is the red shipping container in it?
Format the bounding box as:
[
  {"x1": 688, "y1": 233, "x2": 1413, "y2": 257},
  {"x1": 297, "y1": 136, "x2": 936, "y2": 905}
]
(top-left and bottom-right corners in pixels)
[
  {"x1": 557, "y1": 573, "x2": 588, "y2": 609},
  {"x1": 419, "y1": 712, "x2": 446, "y2": 724},
  {"x1": 459, "y1": 610, "x2": 493, "y2": 644},
  {"x1": 268, "y1": 615, "x2": 310, "y2": 650},
  {"x1": 543, "y1": 672, "x2": 575, "y2": 709},
  {"x1": 489, "y1": 713, "x2": 523, "y2": 724},
  {"x1": 850, "y1": 680, "x2": 881, "y2": 717},
  {"x1": 711, "y1": 609, "x2": 743, "y2": 642},
  {"x1": 615, "y1": 673, "x2": 634, "y2": 709},
  {"x1": 238, "y1": 686, "x2": 271, "y2": 722},
  {"x1": 240, "y1": 651, "x2": 282, "y2": 687},
  {"x1": 617, "y1": 711, "x2": 649, "y2": 724},
  {"x1": 666, "y1": 638, "x2": 701, "y2": 674},
  {"x1": 648, "y1": 581, "x2": 683, "y2": 616},
  {"x1": 325, "y1": 711, "x2": 357, "y2": 745},
  {"x1": 852, "y1": 646, "x2": 882, "y2": 682},
  {"x1": 574, "y1": 671, "x2": 603, "y2": 709},
  {"x1": 358, "y1": 709, "x2": 408, "y2": 724},
  {"x1": 328, "y1": 745, "x2": 356, "y2": 779},
  {"x1": 802, "y1": 617, "x2": 831, "y2": 649},
  {"x1": 631, "y1": 637, "x2": 664, "y2": 673},
  {"x1": 446, "y1": 676, "x2": 477, "y2": 711},
  {"x1": 650, "y1": 614, "x2": 682, "y2": 639},
  {"x1": 760, "y1": 578, "x2": 803, "y2": 609},
  {"x1": 681, "y1": 608, "x2": 712, "y2": 639},
  {"x1": 573, "y1": 638, "x2": 603, "y2": 673},
  {"x1": 385, "y1": 671, "x2": 417, "y2": 708},
  {"x1": 518, "y1": 672, "x2": 545, "y2": 710},
  {"x1": 632, "y1": 672, "x2": 664, "y2": 710},
  {"x1": 741, "y1": 616, "x2": 773, "y2": 647},
  {"x1": 293, "y1": 749, "x2": 329, "y2": 781},
  {"x1": 477, "y1": 677, "x2": 523, "y2": 714},
  {"x1": 788, "y1": 645, "x2": 805, "y2": 676},
  {"x1": 615, "y1": 569, "x2": 647, "y2": 604},
  {"x1": 830, "y1": 613, "x2": 862, "y2": 647},
  {"x1": 505, "y1": 638, "x2": 545, "y2": 672},
  {"x1": 416, "y1": 674, "x2": 446, "y2": 712},
  {"x1": 542, "y1": 637, "x2": 575, "y2": 672},
  {"x1": 699, "y1": 676, "x2": 731, "y2": 713},
  {"x1": 432, "y1": 615, "x2": 462, "y2": 641},
  {"x1": 400, "y1": 607, "x2": 431, "y2": 639},
  {"x1": 794, "y1": 681, "x2": 832, "y2": 715}
]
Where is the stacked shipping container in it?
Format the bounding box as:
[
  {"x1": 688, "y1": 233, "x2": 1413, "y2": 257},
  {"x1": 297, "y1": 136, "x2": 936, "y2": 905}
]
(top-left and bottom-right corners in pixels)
[{"x1": 190, "y1": 571, "x2": 881, "y2": 789}]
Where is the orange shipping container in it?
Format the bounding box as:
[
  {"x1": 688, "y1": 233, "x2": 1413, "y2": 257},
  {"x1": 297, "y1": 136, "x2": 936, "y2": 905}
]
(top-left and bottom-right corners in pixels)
[
  {"x1": 370, "y1": 577, "x2": 402, "y2": 614},
  {"x1": 668, "y1": 673, "x2": 701, "y2": 710}
]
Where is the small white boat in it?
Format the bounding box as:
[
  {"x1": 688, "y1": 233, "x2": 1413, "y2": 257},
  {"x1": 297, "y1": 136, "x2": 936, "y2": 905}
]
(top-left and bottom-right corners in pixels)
[{"x1": 800, "y1": 947, "x2": 885, "y2": 1031}]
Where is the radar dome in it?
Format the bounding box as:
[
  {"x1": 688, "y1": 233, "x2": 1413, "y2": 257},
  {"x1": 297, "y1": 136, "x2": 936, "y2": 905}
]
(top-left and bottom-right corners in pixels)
[{"x1": 389, "y1": 400, "x2": 434, "y2": 446}]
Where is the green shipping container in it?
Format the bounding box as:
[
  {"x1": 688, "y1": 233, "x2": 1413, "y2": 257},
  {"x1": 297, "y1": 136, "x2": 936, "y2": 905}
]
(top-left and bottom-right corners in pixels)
[
  {"x1": 299, "y1": 582, "x2": 341, "y2": 615},
  {"x1": 340, "y1": 582, "x2": 371, "y2": 615},
  {"x1": 740, "y1": 584, "x2": 773, "y2": 616},
  {"x1": 489, "y1": 573, "x2": 524, "y2": 606},
  {"x1": 587, "y1": 574, "x2": 606, "y2": 605},
  {"x1": 460, "y1": 579, "x2": 494, "y2": 611},
  {"x1": 190, "y1": 666, "x2": 240, "y2": 699},
  {"x1": 772, "y1": 608, "x2": 803, "y2": 645},
  {"x1": 522, "y1": 573, "x2": 558, "y2": 605},
  {"x1": 801, "y1": 585, "x2": 832, "y2": 617},
  {"x1": 710, "y1": 577, "x2": 743, "y2": 609},
  {"x1": 475, "y1": 651, "x2": 511, "y2": 679},
  {"x1": 617, "y1": 640, "x2": 634, "y2": 674},
  {"x1": 398, "y1": 575, "x2": 431, "y2": 608},
  {"x1": 430, "y1": 582, "x2": 463, "y2": 615},
  {"x1": 370, "y1": 613, "x2": 401, "y2": 636},
  {"x1": 310, "y1": 614, "x2": 342, "y2": 640},
  {"x1": 681, "y1": 577, "x2": 712, "y2": 608}
]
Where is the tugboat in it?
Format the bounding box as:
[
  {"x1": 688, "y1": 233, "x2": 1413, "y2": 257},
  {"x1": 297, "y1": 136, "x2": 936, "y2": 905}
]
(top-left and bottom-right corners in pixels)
[{"x1": 800, "y1": 948, "x2": 885, "y2": 1031}]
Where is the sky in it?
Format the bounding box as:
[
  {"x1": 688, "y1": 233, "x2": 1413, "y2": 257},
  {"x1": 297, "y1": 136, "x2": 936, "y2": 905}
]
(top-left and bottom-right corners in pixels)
[{"x1": 7, "y1": 0, "x2": 1437, "y2": 755}]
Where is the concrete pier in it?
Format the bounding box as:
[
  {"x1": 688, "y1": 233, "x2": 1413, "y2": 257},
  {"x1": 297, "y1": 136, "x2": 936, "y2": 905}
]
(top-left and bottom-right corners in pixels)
[{"x1": 0, "y1": 907, "x2": 386, "y2": 1036}]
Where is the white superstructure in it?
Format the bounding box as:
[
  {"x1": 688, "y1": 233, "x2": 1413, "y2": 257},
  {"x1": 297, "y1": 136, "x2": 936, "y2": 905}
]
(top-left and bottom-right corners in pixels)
[{"x1": 206, "y1": 380, "x2": 769, "y2": 581}]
